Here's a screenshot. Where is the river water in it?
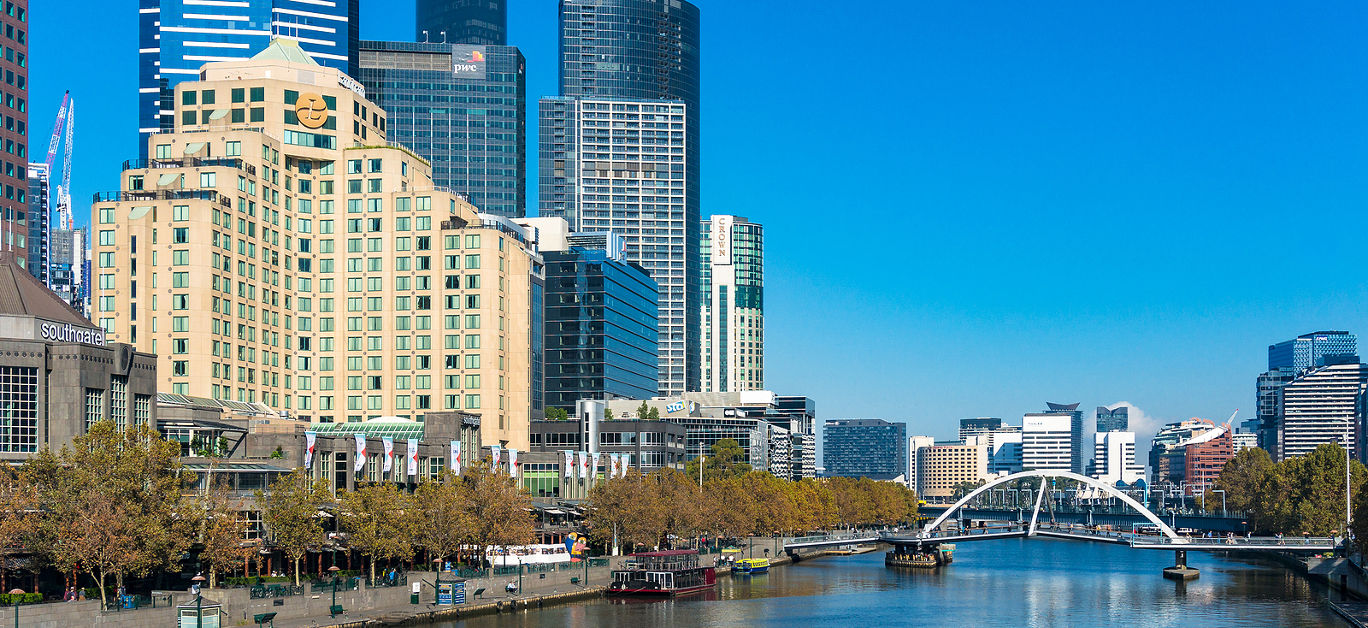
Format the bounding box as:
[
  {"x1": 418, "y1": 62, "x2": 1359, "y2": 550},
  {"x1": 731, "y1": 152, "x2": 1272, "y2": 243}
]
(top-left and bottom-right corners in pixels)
[{"x1": 440, "y1": 537, "x2": 1343, "y2": 627}]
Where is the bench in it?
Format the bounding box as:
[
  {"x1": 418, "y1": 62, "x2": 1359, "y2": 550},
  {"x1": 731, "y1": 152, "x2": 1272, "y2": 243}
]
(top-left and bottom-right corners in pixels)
[
  {"x1": 253, "y1": 612, "x2": 278, "y2": 627},
  {"x1": 569, "y1": 577, "x2": 580, "y2": 585},
  {"x1": 472, "y1": 587, "x2": 486, "y2": 600},
  {"x1": 329, "y1": 604, "x2": 344, "y2": 618}
]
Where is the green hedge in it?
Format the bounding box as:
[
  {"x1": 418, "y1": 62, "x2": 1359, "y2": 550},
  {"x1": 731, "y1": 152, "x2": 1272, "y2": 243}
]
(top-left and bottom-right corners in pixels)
[
  {"x1": 0, "y1": 593, "x2": 42, "y2": 605},
  {"x1": 224, "y1": 576, "x2": 294, "y2": 587}
]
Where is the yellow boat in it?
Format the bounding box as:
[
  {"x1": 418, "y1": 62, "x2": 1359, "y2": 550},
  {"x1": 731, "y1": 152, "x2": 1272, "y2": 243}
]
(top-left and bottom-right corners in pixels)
[{"x1": 731, "y1": 558, "x2": 769, "y2": 574}]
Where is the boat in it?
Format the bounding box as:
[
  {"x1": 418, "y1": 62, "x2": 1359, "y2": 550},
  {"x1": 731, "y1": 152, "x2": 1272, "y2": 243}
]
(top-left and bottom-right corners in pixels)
[
  {"x1": 885, "y1": 544, "x2": 954, "y2": 569},
  {"x1": 731, "y1": 558, "x2": 769, "y2": 574},
  {"x1": 608, "y1": 550, "x2": 717, "y2": 596}
]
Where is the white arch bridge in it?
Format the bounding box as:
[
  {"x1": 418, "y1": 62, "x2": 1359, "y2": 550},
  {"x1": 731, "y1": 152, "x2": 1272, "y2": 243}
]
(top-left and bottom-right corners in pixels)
[{"x1": 783, "y1": 471, "x2": 1339, "y2": 578}]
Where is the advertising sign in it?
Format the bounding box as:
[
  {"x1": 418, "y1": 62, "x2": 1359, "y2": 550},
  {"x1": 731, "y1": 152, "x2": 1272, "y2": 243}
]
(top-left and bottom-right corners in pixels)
[{"x1": 452, "y1": 45, "x2": 488, "y2": 79}]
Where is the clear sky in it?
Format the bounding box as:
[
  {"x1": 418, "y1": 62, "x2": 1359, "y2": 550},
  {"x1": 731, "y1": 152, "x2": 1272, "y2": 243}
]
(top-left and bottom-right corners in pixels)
[{"x1": 30, "y1": 1, "x2": 1368, "y2": 445}]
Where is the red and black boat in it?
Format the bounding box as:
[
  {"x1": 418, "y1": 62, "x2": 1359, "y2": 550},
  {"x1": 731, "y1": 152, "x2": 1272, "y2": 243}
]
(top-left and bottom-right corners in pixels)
[{"x1": 607, "y1": 550, "x2": 717, "y2": 596}]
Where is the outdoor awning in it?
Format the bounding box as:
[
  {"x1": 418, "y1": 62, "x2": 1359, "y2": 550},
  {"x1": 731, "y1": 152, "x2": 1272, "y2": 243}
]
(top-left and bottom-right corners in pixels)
[
  {"x1": 208, "y1": 109, "x2": 229, "y2": 120},
  {"x1": 128, "y1": 206, "x2": 153, "y2": 220},
  {"x1": 183, "y1": 142, "x2": 206, "y2": 155},
  {"x1": 157, "y1": 173, "x2": 179, "y2": 186},
  {"x1": 544, "y1": 509, "x2": 566, "y2": 515}
]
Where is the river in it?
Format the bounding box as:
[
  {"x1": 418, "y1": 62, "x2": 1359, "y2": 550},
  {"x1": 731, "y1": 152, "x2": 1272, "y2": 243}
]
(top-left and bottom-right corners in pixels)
[{"x1": 439, "y1": 537, "x2": 1342, "y2": 627}]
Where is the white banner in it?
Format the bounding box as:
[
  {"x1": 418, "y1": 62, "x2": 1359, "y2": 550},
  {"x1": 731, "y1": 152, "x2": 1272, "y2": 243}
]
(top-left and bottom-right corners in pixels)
[
  {"x1": 563, "y1": 450, "x2": 574, "y2": 478},
  {"x1": 304, "y1": 431, "x2": 316, "y2": 469},
  {"x1": 407, "y1": 439, "x2": 419, "y2": 477},
  {"x1": 591, "y1": 452, "x2": 601, "y2": 481},
  {"x1": 451, "y1": 440, "x2": 462, "y2": 474},
  {"x1": 354, "y1": 435, "x2": 366, "y2": 473},
  {"x1": 609, "y1": 453, "x2": 619, "y2": 478},
  {"x1": 491, "y1": 444, "x2": 501, "y2": 470},
  {"x1": 619, "y1": 453, "x2": 629, "y2": 478},
  {"x1": 509, "y1": 448, "x2": 519, "y2": 477},
  {"x1": 382, "y1": 437, "x2": 394, "y2": 474},
  {"x1": 578, "y1": 451, "x2": 589, "y2": 481}
]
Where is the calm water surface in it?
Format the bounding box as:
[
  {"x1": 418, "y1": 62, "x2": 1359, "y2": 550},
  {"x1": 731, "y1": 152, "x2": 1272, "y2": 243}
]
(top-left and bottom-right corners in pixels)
[{"x1": 442, "y1": 537, "x2": 1343, "y2": 627}]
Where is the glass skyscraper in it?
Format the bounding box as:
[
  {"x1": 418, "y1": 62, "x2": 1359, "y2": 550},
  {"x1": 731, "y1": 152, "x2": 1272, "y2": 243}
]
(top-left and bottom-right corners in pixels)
[
  {"x1": 1096, "y1": 405, "x2": 1128, "y2": 432},
  {"x1": 24, "y1": 162, "x2": 46, "y2": 285},
  {"x1": 137, "y1": 0, "x2": 358, "y2": 155},
  {"x1": 823, "y1": 419, "x2": 908, "y2": 481},
  {"x1": 416, "y1": 0, "x2": 507, "y2": 45},
  {"x1": 700, "y1": 215, "x2": 763, "y2": 392},
  {"x1": 541, "y1": 0, "x2": 702, "y2": 396},
  {"x1": 356, "y1": 41, "x2": 526, "y2": 218},
  {"x1": 1268, "y1": 331, "x2": 1357, "y2": 371}
]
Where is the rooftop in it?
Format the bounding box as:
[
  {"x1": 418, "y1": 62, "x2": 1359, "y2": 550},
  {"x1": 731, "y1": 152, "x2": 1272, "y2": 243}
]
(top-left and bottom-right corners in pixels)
[
  {"x1": 0, "y1": 251, "x2": 91, "y2": 325},
  {"x1": 251, "y1": 38, "x2": 320, "y2": 66}
]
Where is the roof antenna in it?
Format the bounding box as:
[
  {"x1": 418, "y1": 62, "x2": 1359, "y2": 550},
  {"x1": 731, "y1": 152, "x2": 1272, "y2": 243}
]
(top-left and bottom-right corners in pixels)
[
  {"x1": 440, "y1": 30, "x2": 448, "y2": 44},
  {"x1": 421, "y1": 29, "x2": 429, "y2": 43}
]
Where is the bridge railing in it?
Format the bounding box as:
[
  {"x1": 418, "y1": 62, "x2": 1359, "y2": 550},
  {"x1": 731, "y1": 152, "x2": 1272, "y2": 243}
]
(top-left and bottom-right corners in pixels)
[{"x1": 1130, "y1": 535, "x2": 1337, "y2": 547}]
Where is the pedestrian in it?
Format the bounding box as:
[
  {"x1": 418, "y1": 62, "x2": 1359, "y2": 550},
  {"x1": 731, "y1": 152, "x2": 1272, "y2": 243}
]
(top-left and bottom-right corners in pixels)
[
  {"x1": 76, "y1": 588, "x2": 86, "y2": 601},
  {"x1": 62, "y1": 587, "x2": 72, "y2": 602}
]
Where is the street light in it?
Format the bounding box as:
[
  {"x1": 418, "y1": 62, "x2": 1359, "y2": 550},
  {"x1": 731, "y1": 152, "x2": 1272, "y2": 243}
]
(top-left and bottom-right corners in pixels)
[
  {"x1": 328, "y1": 565, "x2": 340, "y2": 617},
  {"x1": 1212, "y1": 489, "x2": 1227, "y2": 517},
  {"x1": 516, "y1": 556, "x2": 523, "y2": 598},
  {"x1": 191, "y1": 574, "x2": 206, "y2": 628}
]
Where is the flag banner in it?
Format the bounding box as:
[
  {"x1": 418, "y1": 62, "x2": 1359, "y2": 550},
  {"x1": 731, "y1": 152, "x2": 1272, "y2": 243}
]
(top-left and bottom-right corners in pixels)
[
  {"x1": 509, "y1": 448, "x2": 519, "y2": 477},
  {"x1": 563, "y1": 450, "x2": 574, "y2": 478},
  {"x1": 591, "y1": 452, "x2": 601, "y2": 481},
  {"x1": 451, "y1": 440, "x2": 462, "y2": 474},
  {"x1": 407, "y1": 439, "x2": 419, "y2": 477},
  {"x1": 620, "y1": 453, "x2": 629, "y2": 477},
  {"x1": 304, "y1": 431, "x2": 316, "y2": 469},
  {"x1": 382, "y1": 437, "x2": 394, "y2": 474},
  {"x1": 491, "y1": 444, "x2": 502, "y2": 470},
  {"x1": 354, "y1": 434, "x2": 366, "y2": 473},
  {"x1": 578, "y1": 451, "x2": 589, "y2": 481},
  {"x1": 610, "y1": 453, "x2": 620, "y2": 478}
]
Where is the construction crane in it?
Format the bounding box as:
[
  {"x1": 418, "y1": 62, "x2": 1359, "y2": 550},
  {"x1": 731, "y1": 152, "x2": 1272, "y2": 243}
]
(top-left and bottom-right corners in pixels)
[
  {"x1": 44, "y1": 91, "x2": 68, "y2": 168},
  {"x1": 58, "y1": 101, "x2": 74, "y2": 230}
]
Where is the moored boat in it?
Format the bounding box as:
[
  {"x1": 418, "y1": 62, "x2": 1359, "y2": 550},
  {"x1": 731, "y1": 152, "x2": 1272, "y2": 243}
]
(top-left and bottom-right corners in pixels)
[
  {"x1": 608, "y1": 550, "x2": 717, "y2": 596},
  {"x1": 732, "y1": 558, "x2": 769, "y2": 574},
  {"x1": 886, "y1": 544, "x2": 954, "y2": 568}
]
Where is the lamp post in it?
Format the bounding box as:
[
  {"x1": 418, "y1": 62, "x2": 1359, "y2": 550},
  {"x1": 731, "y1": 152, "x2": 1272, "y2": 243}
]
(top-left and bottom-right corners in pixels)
[
  {"x1": 516, "y1": 556, "x2": 523, "y2": 598},
  {"x1": 1344, "y1": 434, "x2": 1353, "y2": 540},
  {"x1": 1212, "y1": 489, "x2": 1227, "y2": 517},
  {"x1": 191, "y1": 574, "x2": 206, "y2": 628},
  {"x1": 328, "y1": 565, "x2": 340, "y2": 617}
]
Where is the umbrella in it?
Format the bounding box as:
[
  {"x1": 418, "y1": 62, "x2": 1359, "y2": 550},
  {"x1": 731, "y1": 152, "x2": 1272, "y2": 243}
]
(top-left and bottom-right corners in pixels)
[{"x1": 8, "y1": 589, "x2": 24, "y2": 594}]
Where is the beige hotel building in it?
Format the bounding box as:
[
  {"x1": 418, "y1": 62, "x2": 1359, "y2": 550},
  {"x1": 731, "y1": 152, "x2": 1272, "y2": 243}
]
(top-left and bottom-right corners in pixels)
[{"x1": 91, "y1": 41, "x2": 538, "y2": 449}]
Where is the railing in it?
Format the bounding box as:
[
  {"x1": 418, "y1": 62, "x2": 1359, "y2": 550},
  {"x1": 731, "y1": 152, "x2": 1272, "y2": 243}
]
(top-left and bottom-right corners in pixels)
[
  {"x1": 310, "y1": 578, "x2": 360, "y2": 593},
  {"x1": 92, "y1": 189, "x2": 227, "y2": 204},
  {"x1": 121, "y1": 157, "x2": 253, "y2": 174},
  {"x1": 249, "y1": 584, "x2": 304, "y2": 599},
  {"x1": 1132, "y1": 535, "x2": 1338, "y2": 547},
  {"x1": 367, "y1": 573, "x2": 408, "y2": 588}
]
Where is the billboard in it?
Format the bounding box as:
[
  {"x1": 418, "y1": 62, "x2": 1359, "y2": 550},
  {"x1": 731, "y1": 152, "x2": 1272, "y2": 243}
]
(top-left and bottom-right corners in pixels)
[
  {"x1": 452, "y1": 45, "x2": 488, "y2": 80},
  {"x1": 712, "y1": 215, "x2": 732, "y2": 266}
]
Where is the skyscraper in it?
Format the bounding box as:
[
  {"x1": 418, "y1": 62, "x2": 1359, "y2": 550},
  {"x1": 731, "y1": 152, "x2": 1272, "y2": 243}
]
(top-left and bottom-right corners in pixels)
[
  {"x1": 24, "y1": 162, "x2": 47, "y2": 284},
  {"x1": 959, "y1": 417, "x2": 1003, "y2": 443},
  {"x1": 0, "y1": 1, "x2": 26, "y2": 267},
  {"x1": 541, "y1": 0, "x2": 702, "y2": 396},
  {"x1": 1022, "y1": 413, "x2": 1072, "y2": 472},
  {"x1": 823, "y1": 419, "x2": 907, "y2": 481},
  {"x1": 1268, "y1": 331, "x2": 1356, "y2": 371},
  {"x1": 357, "y1": 40, "x2": 527, "y2": 218},
  {"x1": 700, "y1": 215, "x2": 763, "y2": 392},
  {"x1": 416, "y1": 0, "x2": 507, "y2": 45},
  {"x1": 1096, "y1": 405, "x2": 1128, "y2": 432},
  {"x1": 1256, "y1": 367, "x2": 1297, "y2": 454},
  {"x1": 1043, "y1": 402, "x2": 1085, "y2": 473},
  {"x1": 137, "y1": 0, "x2": 359, "y2": 155},
  {"x1": 1089, "y1": 431, "x2": 1143, "y2": 485},
  {"x1": 1279, "y1": 363, "x2": 1367, "y2": 461},
  {"x1": 1258, "y1": 331, "x2": 1359, "y2": 458}
]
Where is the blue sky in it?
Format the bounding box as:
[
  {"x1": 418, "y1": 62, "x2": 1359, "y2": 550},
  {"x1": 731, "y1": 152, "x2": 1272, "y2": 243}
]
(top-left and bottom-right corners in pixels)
[{"x1": 31, "y1": 1, "x2": 1368, "y2": 442}]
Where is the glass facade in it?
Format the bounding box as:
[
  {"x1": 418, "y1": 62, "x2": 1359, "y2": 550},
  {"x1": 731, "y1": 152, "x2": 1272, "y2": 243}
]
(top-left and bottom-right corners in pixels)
[
  {"x1": 25, "y1": 162, "x2": 46, "y2": 284},
  {"x1": 1095, "y1": 405, "x2": 1128, "y2": 432},
  {"x1": 543, "y1": 248, "x2": 659, "y2": 411},
  {"x1": 1268, "y1": 331, "x2": 1356, "y2": 371},
  {"x1": 822, "y1": 419, "x2": 908, "y2": 481},
  {"x1": 137, "y1": 0, "x2": 359, "y2": 155},
  {"x1": 700, "y1": 215, "x2": 763, "y2": 392},
  {"x1": 356, "y1": 41, "x2": 526, "y2": 218},
  {"x1": 415, "y1": 0, "x2": 506, "y2": 45},
  {"x1": 0, "y1": 366, "x2": 37, "y2": 454}
]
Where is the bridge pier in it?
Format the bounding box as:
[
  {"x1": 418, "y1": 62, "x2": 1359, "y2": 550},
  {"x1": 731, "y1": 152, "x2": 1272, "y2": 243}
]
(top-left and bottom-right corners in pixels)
[{"x1": 1162, "y1": 549, "x2": 1199, "y2": 581}]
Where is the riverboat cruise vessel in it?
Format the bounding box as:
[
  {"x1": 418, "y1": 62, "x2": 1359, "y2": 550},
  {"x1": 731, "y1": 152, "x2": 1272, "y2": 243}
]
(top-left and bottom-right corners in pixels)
[
  {"x1": 732, "y1": 558, "x2": 769, "y2": 574},
  {"x1": 608, "y1": 550, "x2": 717, "y2": 596}
]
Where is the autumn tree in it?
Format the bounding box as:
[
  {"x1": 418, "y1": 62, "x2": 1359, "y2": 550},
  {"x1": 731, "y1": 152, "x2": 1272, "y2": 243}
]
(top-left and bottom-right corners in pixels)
[
  {"x1": 1211, "y1": 447, "x2": 1279, "y2": 532},
  {"x1": 413, "y1": 471, "x2": 473, "y2": 569},
  {"x1": 686, "y1": 439, "x2": 753, "y2": 482},
  {"x1": 0, "y1": 467, "x2": 35, "y2": 593},
  {"x1": 257, "y1": 469, "x2": 330, "y2": 585},
  {"x1": 655, "y1": 468, "x2": 705, "y2": 544},
  {"x1": 338, "y1": 483, "x2": 417, "y2": 582},
  {"x1": 458, "y1": 462, "x2": 535, "y2": 564},
  {"x1": 194, "y1": 476, "x2": 256, "y2": 588},
  {"x1": 586, "y1": 470, "x2": 666, "y2": 553}
]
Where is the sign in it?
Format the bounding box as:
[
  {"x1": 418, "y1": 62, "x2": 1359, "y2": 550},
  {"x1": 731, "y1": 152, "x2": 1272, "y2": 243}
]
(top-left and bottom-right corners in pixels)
[
  {"x1": 490, "y1": 444, "x2": 501, "y2": 470},
  {"x1": 407, "y1": 439, "x2": 419, "y2": 476},
  {"x1": 712, "y1": 215, "x2": 733, "y2": 266},
  {"x1": 382, "y1": 437, "x2": 394, "y2": 474},
  {"x1": 293, "y1": 93, "x2": 329, "y2": 129},
  {"x1": 508, "y1": 448, "x2": 519, "y2": 477},
  {"x1": 591, "y1": 452, "x2": 601, "y2": 480},
  {"x1": 450, "y1": 440, "x2": 462, "y2": 474},
  {"x1": 353, "y1": 434, "x2": 366, "y2": 473},
  {"x1": 452, "y1": 45, "x2": 488, "y2": 79},
  {"x1": 337, "y1": 74, "x2": 366, "y2": 98},
  {"x1": 304, "y1": 431, "x2": 316, "y2": 469},
  {"x1": 437, "y1": 582, "x2": 454, "y2": 605},
  {"x1": 578, "y1": 451, "x2": 589, "y2": 481},
  {"x1": 453, "y1": 582, "x2": 466, "y2": 604},
  {"x1": 563, "y1": 450, "x2": 574, "y2": 478},
  {"x1": 664, "y1": 400, "x2": 697, "y2": 415},
  {"x1": 39, "y1": 321, "x2": 106, "y2": 347}
]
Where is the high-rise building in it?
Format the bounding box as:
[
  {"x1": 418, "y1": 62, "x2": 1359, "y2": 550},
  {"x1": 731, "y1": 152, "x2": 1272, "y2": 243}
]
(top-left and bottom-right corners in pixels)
[
  {"x1": 542, "y1": 0, "x2": 702, "y2": 396},
  {"x1": 356, "y1": 41, "x2": 526, "y2": 218},
  {"x1": 525, "y1": 218, "x2": 659, "y2": 412},
  {"x1": 700, "y1": 215, "x2": 763, "y2": 392},
  {"x1": 1096, "y1": 405, "x2": 1128, "y2": 432},
  {"x1": 1183, "y1": 428, "x2": 1233, "y2": 495},
  {"x1": 47, "y1": 227, "x2": 86, "y2": 312},
  {"x1": 1278, "y1": 362, "x2": 1368, "y2": 461},
  {"x1": 137, "y1": 0, "x2": 359, "y2": 155},
  {"x1": 1148, "y1": 418, "x2": 1220, "y2": 485},
  {"x1": 416, "y1": 0, "x2": 507, "y2": 45},
  {"x1": 822, "y1": 419, "x2": 907, "y2": 481},
  {"x1": 914, "y1": 443, "x2": 987, "y2": 501},
  {"x1": 1041, "y1": 402, "x2": 1085, "y2": 473},
  {"x1": 768, "y1": 395, "x2": 816, "y2": 480},
  {"x1": 1089, "y1": 431, "x2": 1143, "y2": 485},
  {"x1": 1268, "y1": 331, "x2": 1356, "y2": 371},
  {"x1": 0, "y1": 1, "x2": 26, "y2": 266},
  {"x1": 1256, "y1": 367, "x2": 1298, "y2": 454},
  {"x1": 908, "y1": 435, "x2": 935, "y2": 490},
  {"x1": 959, "y1": 417, "x2": 1003, "y2": 443},
  {"x1": 93, "y1": 41, "x2": 538, "y2": 450},
  {"x1": 1022, "y1": 413, "x2": 1072, "y2": 472},
  {"x1": 968, "y1": 429, "x2": 1024, "y2": 475},
  {"x1": 25, "y1": 162, "x2": 47, "y2": 284}
]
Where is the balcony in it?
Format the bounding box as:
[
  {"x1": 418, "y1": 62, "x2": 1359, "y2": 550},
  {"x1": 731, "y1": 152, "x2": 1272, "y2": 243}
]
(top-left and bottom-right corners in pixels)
[
  {"x1": 92, "y1": 189, "x2": 230, "y2": 206},
  {"x1": 121, "y1": 157, "x2": 256, "y2": 176}
]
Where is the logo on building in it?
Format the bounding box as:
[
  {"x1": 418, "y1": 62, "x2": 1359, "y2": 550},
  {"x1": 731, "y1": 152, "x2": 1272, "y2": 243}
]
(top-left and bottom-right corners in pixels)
[
  {"x1": 712, "y1": 216, "x2": 732, "y2": 266},
  {"x1": 452, "y1": 45, "x2": 488, "y2": 80},
  {"x1": 39, "y1": 321, "x2": 106, "y2": 347},
  {"x1": 294, "y1": 93, "x2": 329, "y2": 129}
]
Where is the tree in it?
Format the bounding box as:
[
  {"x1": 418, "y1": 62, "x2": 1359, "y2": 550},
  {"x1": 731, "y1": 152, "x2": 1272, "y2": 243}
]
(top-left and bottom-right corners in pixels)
[
  {"x1": 586, "y1": 470, "x2": 666, "y2": 553},
  {"x1": 546, "y1": 407, "x2": 569, "y2": 421},
  {"x1": 1277, "y1": 443, "x2": 1366, "y2": 536},
  {"x1": 338, "y1": 483, "x2": 417, "y2": 583},
  {"x1": 603, "y1": 407, "x2": 613, "y2": 421},
  {"x1": 1212, "y1": 447, "x2": 1279, "y2": 532},
  {"x1": 685, "y1": 439, "x2": 753, "y2": 482},
  {"x1": 636, "y1": 402, "x2": 652, "y2": 420},
  {"x1": 195, "y1": 476, "x2": 256, "y2": 589},
  {"x1": 0, "y1": 468, "x2": 35, "y2": 593},
  {"x1": 950, "y1": 479, "x2": 986, "y2": 500},
  {"x1": 413, "y1": 471, "x2": 474, "y2": 569},
  {"x1": 257, "y1": 469, "x2": 330, "y2": 586},
  {"x1": 458, "y1": 462, "x2": 535, "y2": 565}
]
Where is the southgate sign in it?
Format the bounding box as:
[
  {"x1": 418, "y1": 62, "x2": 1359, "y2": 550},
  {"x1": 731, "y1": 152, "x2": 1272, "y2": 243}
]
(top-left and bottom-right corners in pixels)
[{"x1": 39, "y1": 321, "x2": 106, "y2": 347}]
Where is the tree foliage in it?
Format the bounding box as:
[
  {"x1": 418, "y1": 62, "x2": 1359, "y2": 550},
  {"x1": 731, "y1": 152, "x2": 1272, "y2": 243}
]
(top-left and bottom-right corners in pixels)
[
  {"x1": 0, "y1": 467, "x2": 35, "y2": 593},
  {"x1": 1214, "y1": 443, "x2": 1366, "y2": 535},
  {"x1": 457, "y1": 462, "x2": 535, "y2": 563},
  {"x1": 338, "y1": 482, "x2": 417, "y2": 582},
  {"x1": 195, "y1": 476, "x2": 257, "y2": 589},
  {"x1": 257, "y1": 469, "x2": 329, "y2": 585},
  {"x1": 412, "y1": 471, "x2": 473, "y2": 568},
  {"x1": 685, "y1": 438, "x2": 753, "y2": 482}
]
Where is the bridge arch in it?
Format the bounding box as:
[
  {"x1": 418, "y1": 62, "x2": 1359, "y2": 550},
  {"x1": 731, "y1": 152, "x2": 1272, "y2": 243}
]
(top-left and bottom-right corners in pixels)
[{"x1": 920, "y1": 470, "x2": 1181, "y2": 541}]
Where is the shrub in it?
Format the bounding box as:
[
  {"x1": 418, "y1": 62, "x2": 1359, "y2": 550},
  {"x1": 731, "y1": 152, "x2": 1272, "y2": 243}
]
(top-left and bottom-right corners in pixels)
[{"x1": 0, "y1": 593, "x2": 43, "y2": 605}]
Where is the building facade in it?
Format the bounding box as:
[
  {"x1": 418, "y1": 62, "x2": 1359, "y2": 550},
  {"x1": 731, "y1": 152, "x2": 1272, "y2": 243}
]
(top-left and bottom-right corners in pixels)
[
  {"x1": 356, "y1": 40, "x2": 526, "y2": 218},
  {"x1": 967, "y1": 429, "x2": 1023, "y2": 475},
  {"x1": 415, "y1": 0, "x2": 506, "y2": 45},
  {"x1": 1183, "y1": 428, "x2": 1233, "y2": 496},
  {"x1": 24, "y1": 161, "x2": 46, "y2": 283},
  {"x1": 1268, "y1": 330, "x2": 1356, "y2": 371},
  {"x1": 699, "y1": 215, "x2": 763, "y2": 392},
  {"x1": 1149, "y1": 418, "x2": 1221, "y2": 486},
  {"x1": 1022, "y1": 413, "x2": 1072, "y2": 472},
  {"x1": 0, "y1": 1, "x2": 26, "y2": 267},
  {"x1": 1256, "y1": 367, "x2": 1298, "y2": 455},
  {"x1": 769, "y1": 395, "x2": 816, "y2": 480},
  {"x1": 1089, "y1": 430, "x2": 1142, "y2": 485},
  {"x1": 959, "y1": 417, "x2": 1003, "y2": 443},
  {"x1": 822, "y1": 418, "x2": 907, "y2": 481},
  {"x1": 137, "y1": 0, "x2": 359, "y2": 154},
  {"x1": 1096, "y1": 405, "x2": 1128, "y2": 432},
  {"x1": 1279, "y1": 362, "x2": 1367, "y2": 461},
  {"x1": 1041, "y1": 402, "x2": 1085, "y2": 473},
  {"x1": 915, "y1": 443, "x2": 987, "y2": 501},
  {"x1": 92, "y1": 42, "x2": 537, "y2": 450}
]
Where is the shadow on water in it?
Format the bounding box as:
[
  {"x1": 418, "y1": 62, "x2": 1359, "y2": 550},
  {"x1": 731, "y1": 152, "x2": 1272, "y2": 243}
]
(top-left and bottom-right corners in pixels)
[{"x1": 441, "y1": 538, "x2": 1345, "y2": 627}]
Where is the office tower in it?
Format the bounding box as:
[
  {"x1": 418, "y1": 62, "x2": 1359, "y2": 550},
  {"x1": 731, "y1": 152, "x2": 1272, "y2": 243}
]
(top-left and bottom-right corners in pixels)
[
  {"x1": 1268, "y1": 331, "x2": 1356, "y2": 371},
  {"x1": 1148, "y1": 419, "x2": 1221, "y2": 485},
  {"x1": 1279, "y1": 362, "x2": 1368, "y2": 461},
  {"x1": 908, "y1": 435, "x2": 935, "y2": 490},
  {"x1": 48, "y1": 226, "x2": 84, "y2": 311},
  {"x1": 914, "y1": 443, "x2": 987, "y2": 501},
  {"x1": 356, "y1": 41, "x2": 526, "y2": 218},
  {"x1": 416, "y1": 0, "x2": 507, "y2": 45},
  {"x1": 137, "y1": 0, "x2": 359, "y2": 155},
  {"x1": 542, "y1": 0, "x2": 702, "y2": 396},
  {"x1": 1041, "y1": 402, "x2": 1085, "y2": 473},
  {"x1": 1022, "y1": 413, "x2": 1072, "y2": 471},
  {"x1": 768, "y1": 395, "x2": 816, "y2": 480},
  {"x1": 1184, "y1": 428, "x2": 1233, "y2": 495},
  {"x1": 1096, "y1": 405, "x2": 1128, "y2": 432},
  {"x1": 968, "y1": 430, "x2": 1024, "y2": 475},
  {"x1": 25, "y1": 162, "x2": 46, "y2": 283},
  {"x1": 1089, "y1": 431, "x2": 1143, "y2": 485},
  {"x1": 1231, "y1": 430, "x2": 1258, "y2": 453},
  {"x1": 959, "y1": 417, "x2": 1003, "y2": 443},
  {"x1": 1256, "y1": 367, "x2": 1297, "y2": 454},
  {"x1": 92, "y1": 41, "x2": 538, "y2": 449},
  {"x1": 0, "y1": 1, "x2": 26, "y2": 266},
  {"x1": 699, "y1": 215, "x2": 763, "y2": 392},
  {"x1": 526, "y1": 219, "x2": 659, "y2": 412},
  {"x1": 822, "y1": 418, "x2": 907, "y2": 481}
]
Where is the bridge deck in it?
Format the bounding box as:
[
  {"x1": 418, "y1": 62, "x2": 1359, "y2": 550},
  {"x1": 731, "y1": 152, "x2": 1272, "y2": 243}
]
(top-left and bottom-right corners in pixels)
[{"x1": 788, "y1": 523, "x2": 1340, "y2": 554}]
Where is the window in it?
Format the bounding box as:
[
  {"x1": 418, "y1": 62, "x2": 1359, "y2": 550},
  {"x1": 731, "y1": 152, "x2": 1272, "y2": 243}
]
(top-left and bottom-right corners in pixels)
[
  {"x1": 225, "y1": 141, "x2": 240, "y2": 156},
  {"x1": 172, "y1": 205, "x2": 188, "y2": 221},
  {"x1": 249, "y1": 87, "x2": 264, "y2": 102}
]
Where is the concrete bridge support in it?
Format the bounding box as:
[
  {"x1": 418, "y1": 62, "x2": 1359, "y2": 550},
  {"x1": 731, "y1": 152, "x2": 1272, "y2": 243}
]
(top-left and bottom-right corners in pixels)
[{"x1": 1163, "y1": 549, "x2": 1199, "y2": 580}]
